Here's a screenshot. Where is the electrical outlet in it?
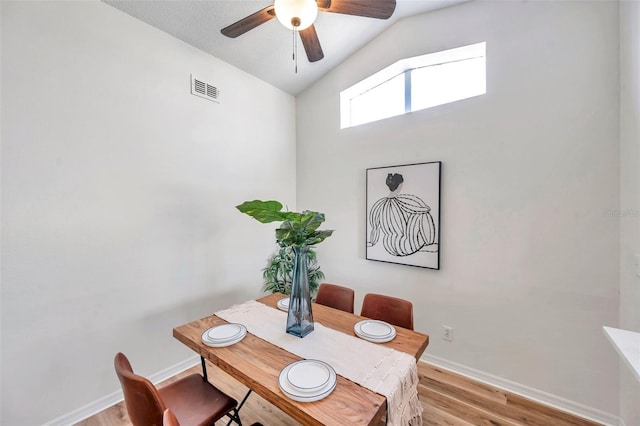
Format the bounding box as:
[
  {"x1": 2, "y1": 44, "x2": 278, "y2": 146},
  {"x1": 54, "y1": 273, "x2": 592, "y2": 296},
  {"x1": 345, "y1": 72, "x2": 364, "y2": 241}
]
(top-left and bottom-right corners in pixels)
[{"x1": 442, "y1": 325, "x2": 453, "y2": 342}]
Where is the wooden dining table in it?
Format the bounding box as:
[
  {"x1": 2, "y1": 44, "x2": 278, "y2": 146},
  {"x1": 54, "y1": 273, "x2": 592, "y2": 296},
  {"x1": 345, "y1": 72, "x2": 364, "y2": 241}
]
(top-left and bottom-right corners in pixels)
[{"x1": 173, "y1": 294, "x2": 429, "y2": 426}]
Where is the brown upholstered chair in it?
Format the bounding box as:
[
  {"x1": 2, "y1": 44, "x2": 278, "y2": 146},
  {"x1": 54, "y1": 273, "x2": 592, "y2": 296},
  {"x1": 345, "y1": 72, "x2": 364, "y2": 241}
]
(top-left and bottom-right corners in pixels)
[
  {"x1": 360, "y1": 293, "x2": 414, "y2": 330},
  {"x1": 163, "y1": 408, "x2": 180, "y2": 426},
  {"x1": 315, "y1": 282, "x2": 355, "y2": 313},
  {"x1": 115, "y1": 352, "x2": 241, "y2": 426}
]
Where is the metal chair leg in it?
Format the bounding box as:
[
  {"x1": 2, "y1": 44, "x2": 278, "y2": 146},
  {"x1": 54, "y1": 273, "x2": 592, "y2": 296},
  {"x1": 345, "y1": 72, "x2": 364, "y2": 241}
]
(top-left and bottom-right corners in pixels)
[
  {"x1": 225, "y1": 390, "x2": 252, "y2": 426},
  {"x1": 225, "y1": 409, "x2": 242, "y2": 426},
  {"x1": 237, "y1": 389, "x2": 252, "y2": 412}
]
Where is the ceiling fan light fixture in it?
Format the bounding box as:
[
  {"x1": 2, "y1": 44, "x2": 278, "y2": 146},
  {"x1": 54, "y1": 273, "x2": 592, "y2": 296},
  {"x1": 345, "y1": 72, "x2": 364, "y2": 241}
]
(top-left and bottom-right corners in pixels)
[{"x1": 274, "y1": 0, "x2": 318, "y2": 30}]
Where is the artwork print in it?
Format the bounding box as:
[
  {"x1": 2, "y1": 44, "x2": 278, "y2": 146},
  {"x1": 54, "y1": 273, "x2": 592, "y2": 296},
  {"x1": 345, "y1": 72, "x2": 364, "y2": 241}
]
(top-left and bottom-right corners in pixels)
[{"x1": 366, "y1": 161, "x2": 441, "y2": 269}]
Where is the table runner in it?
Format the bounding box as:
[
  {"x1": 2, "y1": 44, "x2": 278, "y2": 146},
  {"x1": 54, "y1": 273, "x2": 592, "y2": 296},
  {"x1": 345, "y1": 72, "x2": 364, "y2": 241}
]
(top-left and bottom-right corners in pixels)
[{"x1": 215, "y1": 300, "x2": 422, "y2": 426}]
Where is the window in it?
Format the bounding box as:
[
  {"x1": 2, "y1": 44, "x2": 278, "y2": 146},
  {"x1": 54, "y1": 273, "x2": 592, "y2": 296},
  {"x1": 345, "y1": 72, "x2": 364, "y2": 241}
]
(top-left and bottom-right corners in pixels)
[{"x1": 340, "y1": 42, "x2": 486, "y2": 129}]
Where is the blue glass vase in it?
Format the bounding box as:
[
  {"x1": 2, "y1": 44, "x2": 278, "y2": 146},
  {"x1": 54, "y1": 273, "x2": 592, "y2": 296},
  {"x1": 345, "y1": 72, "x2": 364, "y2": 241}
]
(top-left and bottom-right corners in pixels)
[{"x1": 286, "y1": 246, "x2": 314, "y2": 338}]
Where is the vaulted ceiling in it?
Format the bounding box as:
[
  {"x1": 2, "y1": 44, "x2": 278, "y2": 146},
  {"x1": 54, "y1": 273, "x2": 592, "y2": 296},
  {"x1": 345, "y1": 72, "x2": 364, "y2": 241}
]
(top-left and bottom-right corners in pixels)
[{"x1": 103, "y1": 0, "x2": 468, "y2": 95}]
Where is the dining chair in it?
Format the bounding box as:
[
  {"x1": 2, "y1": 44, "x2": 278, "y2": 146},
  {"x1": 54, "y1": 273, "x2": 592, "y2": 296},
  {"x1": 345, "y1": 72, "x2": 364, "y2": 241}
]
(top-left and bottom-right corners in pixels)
[
  {"x1": 315, "y1": 282, "x2": 355, "y2": 313},
  {"x1": 163, "y1": 408, "x2": 180, "y2": 426},
  {"x1": 115, "y1": 352, "x2": 242, "y2": 426},
  {"x1": 360, "y1": 293, "x2": 414, "y2": 330},
  {"x1": 163, "y1": 408, "x2": 263, "y2": 426}
]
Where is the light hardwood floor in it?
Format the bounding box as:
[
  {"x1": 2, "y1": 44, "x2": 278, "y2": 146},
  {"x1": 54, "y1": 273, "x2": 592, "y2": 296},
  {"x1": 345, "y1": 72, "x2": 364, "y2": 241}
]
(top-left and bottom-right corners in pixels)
[{"x1": 77, "y1": 360, "x2": 602, "y2": 426}]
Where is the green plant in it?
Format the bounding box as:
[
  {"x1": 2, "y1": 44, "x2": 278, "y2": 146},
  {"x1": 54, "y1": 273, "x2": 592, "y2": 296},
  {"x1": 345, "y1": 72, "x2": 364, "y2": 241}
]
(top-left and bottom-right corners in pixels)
[
  {"x1": 262, "y1": 246, "x2": 324, "y2": 295},
  {"x1": 236, "y1": 199, "x2": 334, "y2": 295},
  {"x1": 236, "y1": 200, "x2": 333, "y2": 247}
]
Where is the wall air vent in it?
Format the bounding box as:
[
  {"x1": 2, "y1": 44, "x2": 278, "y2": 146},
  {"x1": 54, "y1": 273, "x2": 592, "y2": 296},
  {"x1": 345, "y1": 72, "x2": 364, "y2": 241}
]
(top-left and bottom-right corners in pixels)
[{"x1": 191, "y1": 74, "x2": 220, "y2": 103}]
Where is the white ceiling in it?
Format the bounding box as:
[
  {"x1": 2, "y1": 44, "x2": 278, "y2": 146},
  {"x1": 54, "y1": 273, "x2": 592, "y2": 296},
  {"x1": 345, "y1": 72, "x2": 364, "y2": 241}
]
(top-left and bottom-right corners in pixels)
[{"x1": 102, "y1": 0, "x2": 467, "y2": 95}]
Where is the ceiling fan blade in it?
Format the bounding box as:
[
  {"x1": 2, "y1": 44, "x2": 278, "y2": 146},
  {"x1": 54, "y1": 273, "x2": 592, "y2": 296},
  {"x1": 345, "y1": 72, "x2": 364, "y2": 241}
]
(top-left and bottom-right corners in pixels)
[
  {"x1": 221, "y1": 6, "x2": 276, "y2": 38},
  {"x1": 317, "y1": 0, "x2": 396, "y2": 19},
  {"x1": 299, "y1": 25, "x2": 324, "y2": 62}
]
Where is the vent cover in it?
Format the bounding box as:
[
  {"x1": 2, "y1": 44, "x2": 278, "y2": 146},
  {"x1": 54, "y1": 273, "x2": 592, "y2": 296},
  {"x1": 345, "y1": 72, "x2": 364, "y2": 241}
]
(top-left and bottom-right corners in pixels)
[{"x1": 191, "y1": 74, "x2": 220, "y2": 103}]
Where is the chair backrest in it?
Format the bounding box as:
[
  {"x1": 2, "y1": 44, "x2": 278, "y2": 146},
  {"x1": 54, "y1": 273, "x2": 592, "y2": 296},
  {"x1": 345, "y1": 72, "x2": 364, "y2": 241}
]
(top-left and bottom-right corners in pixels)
[
  {"x1": 315, "y1": 282, "x2": 355, "y2": 313},
  {"x1": 163, "y1": 408, "x2": 180, "y2": 426},
  {"x1": 114, "y1": 352, "x2": 166, "y2": 426},
  {"x1": 360, "y1": 293, "x2": 414, "y2": 330}
]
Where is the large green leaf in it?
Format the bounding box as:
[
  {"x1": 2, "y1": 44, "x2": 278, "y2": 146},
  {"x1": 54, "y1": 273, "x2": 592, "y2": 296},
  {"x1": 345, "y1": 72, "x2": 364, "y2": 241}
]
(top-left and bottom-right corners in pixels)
[
  {"x1": 304, "y1": 230, "x2": 334, "y2": 246},
  {"x1": 300, "y1": 211, "x2": 325, "y2": 232},
  {"x1": 236, "y1": 200, "x2": 287, "y2": 223},
  {"x1": 275, "y1": 221, "x2": 304, "y2": 246}
]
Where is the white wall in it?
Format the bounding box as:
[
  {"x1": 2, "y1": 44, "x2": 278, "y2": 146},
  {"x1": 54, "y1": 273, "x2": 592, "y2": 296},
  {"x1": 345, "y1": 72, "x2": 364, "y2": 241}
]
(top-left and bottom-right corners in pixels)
[
  {"x1": 0, "y1": 1, "x2": 296, "y2": 424},
  {"x1": 618, "y1": 1, "x2": 640, "y2": 424},
  {"x1": 297, "y1": 0, "x2": 620, "y2": 416}
]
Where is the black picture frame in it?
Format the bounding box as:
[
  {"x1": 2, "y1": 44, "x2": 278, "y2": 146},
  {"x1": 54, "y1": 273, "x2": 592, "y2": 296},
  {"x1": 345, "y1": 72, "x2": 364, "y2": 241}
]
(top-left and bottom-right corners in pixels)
[{"x1": 366, "y1": 161, "x2": 441, "y2": 269}]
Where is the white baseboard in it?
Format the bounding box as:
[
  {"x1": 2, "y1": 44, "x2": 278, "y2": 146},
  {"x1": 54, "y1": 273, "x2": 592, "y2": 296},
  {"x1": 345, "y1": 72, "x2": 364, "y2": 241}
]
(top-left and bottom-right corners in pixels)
[
  {"x1": 420, "y1": 354, "x2": 621, "y2": 426},
  {"x1": 43, "y1": 356, "x2": 200, "y2": 426}
]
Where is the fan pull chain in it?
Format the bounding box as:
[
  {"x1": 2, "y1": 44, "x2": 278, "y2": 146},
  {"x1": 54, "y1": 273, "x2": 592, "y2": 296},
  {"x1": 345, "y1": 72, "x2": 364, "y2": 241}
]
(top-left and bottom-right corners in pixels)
[{"x1": 293, "y1": 27, "x2": 298, "y2": 74}]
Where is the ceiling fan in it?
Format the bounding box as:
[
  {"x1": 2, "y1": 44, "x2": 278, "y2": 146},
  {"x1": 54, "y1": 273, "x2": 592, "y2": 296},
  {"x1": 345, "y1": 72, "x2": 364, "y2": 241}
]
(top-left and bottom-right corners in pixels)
[{"x1": 221, "y1": 0, "x2": 397, "y2": 63}]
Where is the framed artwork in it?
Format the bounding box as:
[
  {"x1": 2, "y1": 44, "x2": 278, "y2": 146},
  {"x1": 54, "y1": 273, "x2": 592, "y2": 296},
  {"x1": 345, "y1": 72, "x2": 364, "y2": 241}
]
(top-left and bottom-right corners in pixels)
[{"x1": 366, "y1": 161, "x2": 441, "y2": 269}]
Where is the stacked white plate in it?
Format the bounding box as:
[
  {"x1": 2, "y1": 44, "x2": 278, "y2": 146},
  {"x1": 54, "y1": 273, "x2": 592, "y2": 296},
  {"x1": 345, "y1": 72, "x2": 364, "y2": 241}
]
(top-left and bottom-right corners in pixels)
[
  {"x1": 354, "y1": 319, "x2": 397, "y2": 343},
  {"x1": 277, "y1": 297, "x2": 290, "y2": 312},
  {"x1": 278, "y1": 359, "x2": 337, "y2": 402},
  {"x1": 201, "y1": 323, "x2": 247, "y2": 347}
]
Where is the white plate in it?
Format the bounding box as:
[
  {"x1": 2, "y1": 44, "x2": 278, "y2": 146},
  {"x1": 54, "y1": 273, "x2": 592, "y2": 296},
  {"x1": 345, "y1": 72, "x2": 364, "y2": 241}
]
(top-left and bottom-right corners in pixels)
[
  {"x1": 354, "y1": 320, "x2": 396, "y2": 343},
  {"x1": 354, "y1": 329, "x2": 395, "y2": 343},
  {"x1": 357, "y1": 320, "x2": 395, "y2": 338},
  {"x1": 201, "y1": 331, "x2": 246, "y2": 347},
  {"x1": 286, "y1": 360, "x2": 331, "y2": 393},
  {"x1": 201, "y1": 325, "x2": 247, "y2": 347},
  {"x1": 277, "y1": 298, "x2": 290, "y2": 311},
  {"x1": 354, "y1": 326, "x2": 396, "y2": 342},
  {"x1": 278, "y1": 360, "x2": 337, "y2": 402},
  {"x1": 206, "y1": 324, "x2": 245, "y2": 342}
]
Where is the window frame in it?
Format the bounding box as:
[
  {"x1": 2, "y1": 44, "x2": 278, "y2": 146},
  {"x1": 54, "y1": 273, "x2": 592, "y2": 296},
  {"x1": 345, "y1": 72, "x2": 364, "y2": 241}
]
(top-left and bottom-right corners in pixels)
[{"x1": 340, "y1": 42, "x2": 486, "y2": 129}]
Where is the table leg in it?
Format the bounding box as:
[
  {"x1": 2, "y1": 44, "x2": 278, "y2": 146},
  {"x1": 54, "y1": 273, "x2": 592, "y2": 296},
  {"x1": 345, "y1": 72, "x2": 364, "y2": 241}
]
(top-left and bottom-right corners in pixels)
[{"x1": 200, "y1": 356, "x2": 208, "y2": 381}]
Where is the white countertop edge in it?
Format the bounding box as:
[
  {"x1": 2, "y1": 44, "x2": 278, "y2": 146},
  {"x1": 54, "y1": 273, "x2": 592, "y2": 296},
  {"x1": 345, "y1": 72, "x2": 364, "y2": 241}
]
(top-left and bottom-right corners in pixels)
[{"x1": 602, "y1": 326, "x2": 640, "y2": 382}]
